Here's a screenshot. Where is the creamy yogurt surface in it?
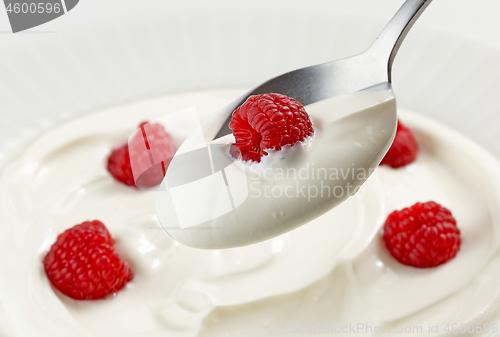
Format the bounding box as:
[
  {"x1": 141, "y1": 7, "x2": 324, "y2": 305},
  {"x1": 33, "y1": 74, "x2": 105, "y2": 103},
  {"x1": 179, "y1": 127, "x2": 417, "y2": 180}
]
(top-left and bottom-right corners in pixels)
[{"x1": 1, "y1": 89, "x2": 500, "y2": 337}]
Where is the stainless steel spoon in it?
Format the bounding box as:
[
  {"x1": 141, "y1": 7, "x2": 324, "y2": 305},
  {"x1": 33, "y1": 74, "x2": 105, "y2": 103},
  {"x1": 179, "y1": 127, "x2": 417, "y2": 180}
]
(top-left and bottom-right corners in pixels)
[
  {"x1": 157, "y1": 0, "x2": 432, "y2": 249},
  {"x1": 211, "y1": 0, "x2": 432, "y2": 140}
]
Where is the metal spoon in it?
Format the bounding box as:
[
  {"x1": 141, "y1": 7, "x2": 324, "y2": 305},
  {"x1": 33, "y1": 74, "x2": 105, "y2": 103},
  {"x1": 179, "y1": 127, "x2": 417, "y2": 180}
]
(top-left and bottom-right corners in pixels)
[
  {"x1": 157, "y1": 0, "x2": 432, "y2": 249},
  {"x1": 206, "y1": 0, "x2": 432, "y2": 140}
]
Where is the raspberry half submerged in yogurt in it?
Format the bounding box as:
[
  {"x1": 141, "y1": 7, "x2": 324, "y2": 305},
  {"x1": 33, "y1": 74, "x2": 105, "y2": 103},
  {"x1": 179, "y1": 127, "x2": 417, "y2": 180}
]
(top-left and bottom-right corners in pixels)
[{"x1": 157, "y1": 84, "x2": 397, "y2": 249}]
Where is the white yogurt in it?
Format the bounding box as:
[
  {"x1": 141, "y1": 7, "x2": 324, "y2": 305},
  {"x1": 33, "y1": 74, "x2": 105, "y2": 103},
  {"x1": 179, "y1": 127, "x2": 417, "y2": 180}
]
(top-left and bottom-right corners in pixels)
[
  {"x1": 158, "y1": 86, "x2": 397, "y2": 248},
  {"x1": 1, "y1": 89, "x2": 500, "y2": 337}
]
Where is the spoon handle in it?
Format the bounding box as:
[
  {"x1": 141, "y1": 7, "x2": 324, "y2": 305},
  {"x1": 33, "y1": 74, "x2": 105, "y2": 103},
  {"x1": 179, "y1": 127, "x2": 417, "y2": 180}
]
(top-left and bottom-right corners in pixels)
[{"x1": 369, "y1": 0, "x2": 433, "y2": 82}]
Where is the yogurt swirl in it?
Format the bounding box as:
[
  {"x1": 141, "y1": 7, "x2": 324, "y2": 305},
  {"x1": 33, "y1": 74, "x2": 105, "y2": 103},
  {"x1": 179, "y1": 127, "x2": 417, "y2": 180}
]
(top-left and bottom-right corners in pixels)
[{"x1": 1, "y1": 89, "x2": 500, "y2": 337}]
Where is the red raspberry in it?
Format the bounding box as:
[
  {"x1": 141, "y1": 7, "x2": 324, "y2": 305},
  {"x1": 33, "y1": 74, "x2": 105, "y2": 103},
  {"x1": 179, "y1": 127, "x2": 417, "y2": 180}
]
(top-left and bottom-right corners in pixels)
[
  {"x1": 380, "y1": 120, "x2": 419, "y2": 168},
  {"x1": 107, "y1": 145, "x2": 135, "y2": 186},
  {"x1": 229, "y1": 93, "x2": 314, "y2": 162},
  {"x1": 107, "y1": 122, "x2": 176, "y2": 188},
  {"x1": 43, "y1": 220, "x2": 133, "y2": 300},
  {"x1": 383, "y1": 202, "x2": 461, "y2": 268}
]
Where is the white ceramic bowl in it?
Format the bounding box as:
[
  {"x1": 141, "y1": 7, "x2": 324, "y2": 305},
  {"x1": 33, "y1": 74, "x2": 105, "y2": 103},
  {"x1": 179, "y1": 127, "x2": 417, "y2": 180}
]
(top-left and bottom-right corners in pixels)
[{"x1": 1, "y1": 4, "x2": 500, "y2": 337}]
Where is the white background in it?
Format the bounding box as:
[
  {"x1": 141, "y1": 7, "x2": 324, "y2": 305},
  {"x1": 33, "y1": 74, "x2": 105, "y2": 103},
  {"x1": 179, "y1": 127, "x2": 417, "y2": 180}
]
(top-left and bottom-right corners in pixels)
[{"x1": 0, "y1": 0, "x2": 499, "y2": 47}]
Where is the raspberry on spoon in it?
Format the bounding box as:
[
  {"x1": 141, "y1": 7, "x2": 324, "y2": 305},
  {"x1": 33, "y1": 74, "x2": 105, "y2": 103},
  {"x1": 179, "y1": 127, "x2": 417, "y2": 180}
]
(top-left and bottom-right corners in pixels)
[
  {"x1": 383, "y1": 201, "x2": 461, "y2": 268},
  {"x1": 380, "y1": 120, "x2": 419, "y2": 168},
  {"x1": 43, "y1": 220, "x2": 133, "y2": 300},
  {"x1": 229, "y1": 93, "x2": 314, "y2": 162}
]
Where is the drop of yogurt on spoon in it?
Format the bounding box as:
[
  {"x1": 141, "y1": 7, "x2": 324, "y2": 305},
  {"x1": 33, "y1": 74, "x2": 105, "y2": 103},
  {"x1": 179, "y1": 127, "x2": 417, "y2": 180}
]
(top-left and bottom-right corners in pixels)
[{"x1": 156, "y1": 83, "x2": 397, "y2": 249}]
